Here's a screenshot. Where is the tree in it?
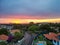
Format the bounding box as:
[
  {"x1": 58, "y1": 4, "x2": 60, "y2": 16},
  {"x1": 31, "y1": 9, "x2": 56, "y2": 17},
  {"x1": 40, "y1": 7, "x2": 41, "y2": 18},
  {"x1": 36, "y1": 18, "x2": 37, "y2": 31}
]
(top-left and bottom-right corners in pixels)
[
  {"x1": 39, "y1": 24, "x2": 52, "y2": 33},
  {"x1": 0, "y1": 41, "x2": 7, "y2": 45},
  {"x1": 29, "y1": 22, "x2": 34, "y2": 26},
  {"x1": 14, "y1": 32, "x2": 23, "y2": 41},
  {"x1": 39, "y1": 24, "x2": 57, "y2": 33},
  {"x1": 0, "y1": 28, "x2": 10, "y2": 35},
  {"x1": 28, "y1": 25, "x2": 39, "y2": 33},
  {"x1": 58, "y1": 27, "x2": 60, "y2": 32}
]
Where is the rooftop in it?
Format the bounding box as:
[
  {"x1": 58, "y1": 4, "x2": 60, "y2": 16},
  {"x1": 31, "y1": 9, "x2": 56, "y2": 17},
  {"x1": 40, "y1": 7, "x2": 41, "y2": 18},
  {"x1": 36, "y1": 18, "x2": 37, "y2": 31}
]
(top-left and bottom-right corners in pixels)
[
  {"x1": 44, "y1": 32, "x2": 60, "y2": 41},
  {"x1": 0, "y1": 34, "x2": 8, "y2": 41}
]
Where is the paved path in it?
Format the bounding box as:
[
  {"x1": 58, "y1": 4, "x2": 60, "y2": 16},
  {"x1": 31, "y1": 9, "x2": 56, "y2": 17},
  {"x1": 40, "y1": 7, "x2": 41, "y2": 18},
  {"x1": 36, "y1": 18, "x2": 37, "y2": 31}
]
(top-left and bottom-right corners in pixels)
[
  {"x1": 21, "y1": 32, "x2": 35, "y2": 45},
  {"x1": 7, "y1": 32, "x2": 37, "y2": 45}
]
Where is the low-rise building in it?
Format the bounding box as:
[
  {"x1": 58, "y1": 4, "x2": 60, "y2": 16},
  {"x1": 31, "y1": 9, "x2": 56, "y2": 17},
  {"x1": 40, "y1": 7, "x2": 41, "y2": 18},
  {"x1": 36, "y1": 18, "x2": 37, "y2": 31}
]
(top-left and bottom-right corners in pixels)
[
  {"x1": 44, "y1": 32, "x2": 60, "y2": 45},
  {"x1": 0, "y1": 24, "x2": 13, "y2": 30},
  {"x1": 0, "y1": 34, "x2": 8, "y2": 41}
]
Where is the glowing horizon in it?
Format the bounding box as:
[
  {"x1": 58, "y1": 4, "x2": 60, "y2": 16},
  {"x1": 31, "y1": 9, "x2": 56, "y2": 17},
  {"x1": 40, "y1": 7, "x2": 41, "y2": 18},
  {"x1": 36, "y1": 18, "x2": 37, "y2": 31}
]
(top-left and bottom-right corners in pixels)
[
  {"x1": 0, "y1": 18, "x2": 60, "y2": 24},
  {"x1": 0, "y1": 0, "x2": 60, "y2": 23}
]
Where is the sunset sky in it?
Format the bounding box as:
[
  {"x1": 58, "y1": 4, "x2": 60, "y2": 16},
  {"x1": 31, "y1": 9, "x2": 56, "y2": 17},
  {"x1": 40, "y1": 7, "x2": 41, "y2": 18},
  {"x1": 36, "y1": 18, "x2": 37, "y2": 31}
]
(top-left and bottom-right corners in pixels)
[{"x1": 0, "y1": 0, "x2": 60, "y2": 24}]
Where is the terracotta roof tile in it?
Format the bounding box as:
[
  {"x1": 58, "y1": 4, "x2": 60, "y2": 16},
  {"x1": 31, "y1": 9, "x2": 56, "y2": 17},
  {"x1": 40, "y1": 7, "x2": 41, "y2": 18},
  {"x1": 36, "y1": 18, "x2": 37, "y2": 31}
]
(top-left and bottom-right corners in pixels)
[
  {"x1": 44, "y1": 32, "x2": 60, "y2": 41},
  {"x1": 10, "y1": 29, "x2": 20, "y2": 33},
  {"x1": 0, "y1": 34, "x2": 8, "y2": 40}
]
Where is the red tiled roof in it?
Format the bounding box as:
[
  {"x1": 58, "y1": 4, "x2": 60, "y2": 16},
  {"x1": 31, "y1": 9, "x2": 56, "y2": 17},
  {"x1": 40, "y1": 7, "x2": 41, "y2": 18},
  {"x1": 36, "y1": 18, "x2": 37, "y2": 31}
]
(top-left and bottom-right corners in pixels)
[
  {"x1": 0, "y1": 34, "x2": 8, "y2": 40},
  {"x1": 10, "y1": 29, "x2": 20, "y2": 33},
  {"x1": 44, "y1": 32, "x2": 60, "y2": 41}
]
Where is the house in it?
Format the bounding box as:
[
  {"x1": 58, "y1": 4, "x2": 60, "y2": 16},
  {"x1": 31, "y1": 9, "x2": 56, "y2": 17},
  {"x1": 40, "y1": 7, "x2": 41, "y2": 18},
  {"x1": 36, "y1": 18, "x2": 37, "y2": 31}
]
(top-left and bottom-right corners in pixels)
[
  {"x1": 44, "y1": 32, "x2": 60, "y2": 45},
  {"x1": 0, "y1": 34, "x2": 8, "y2": 41},
  {"x1": 0, "y1": 24, "x2": 13, "y2": 30},
  {"x1": 9, "y1": 29, "x2": 20, "y2": 35}
]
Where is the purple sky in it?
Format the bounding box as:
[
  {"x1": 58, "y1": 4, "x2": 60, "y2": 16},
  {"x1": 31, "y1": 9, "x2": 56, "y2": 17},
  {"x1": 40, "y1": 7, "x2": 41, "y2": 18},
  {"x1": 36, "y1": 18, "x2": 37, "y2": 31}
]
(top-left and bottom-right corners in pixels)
[{"x1": 0, "y1": 0, "x2": 60, "y2": 19}]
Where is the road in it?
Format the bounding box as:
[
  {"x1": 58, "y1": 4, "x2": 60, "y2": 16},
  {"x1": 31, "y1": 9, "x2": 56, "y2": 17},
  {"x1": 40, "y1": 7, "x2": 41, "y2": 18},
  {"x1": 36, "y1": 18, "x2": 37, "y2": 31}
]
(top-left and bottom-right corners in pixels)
[
  {"x1": 20, "y1": 32, "x2": 35, "y2": 45},
  {"x1": 7, "y1": 32, "x2": 37, "y2": 45}
]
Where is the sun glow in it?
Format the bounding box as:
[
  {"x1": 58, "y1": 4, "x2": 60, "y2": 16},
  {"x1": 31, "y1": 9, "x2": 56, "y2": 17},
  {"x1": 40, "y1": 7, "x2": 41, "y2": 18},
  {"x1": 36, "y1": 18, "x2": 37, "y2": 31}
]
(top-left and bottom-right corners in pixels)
[
  {"x1": 0, "y1": 18, "x2": 60, "y2": 24},
  {"x1": 11, "y1": 19, "x2": 21, "y2": 24}
]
